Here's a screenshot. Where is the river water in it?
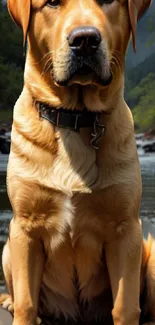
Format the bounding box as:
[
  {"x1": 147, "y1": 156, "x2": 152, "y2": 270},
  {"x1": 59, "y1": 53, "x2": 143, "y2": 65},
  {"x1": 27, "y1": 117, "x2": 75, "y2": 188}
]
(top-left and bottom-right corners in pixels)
[{"x1": 0, "y1": 153, "x2": 155, "y2": 281}]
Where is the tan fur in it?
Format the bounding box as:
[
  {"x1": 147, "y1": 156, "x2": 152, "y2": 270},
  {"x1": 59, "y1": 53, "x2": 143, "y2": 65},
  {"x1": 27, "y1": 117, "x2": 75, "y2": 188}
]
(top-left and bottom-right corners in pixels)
[{"x1": 0, "y1": 0, "x2": 153, "y2": 324}]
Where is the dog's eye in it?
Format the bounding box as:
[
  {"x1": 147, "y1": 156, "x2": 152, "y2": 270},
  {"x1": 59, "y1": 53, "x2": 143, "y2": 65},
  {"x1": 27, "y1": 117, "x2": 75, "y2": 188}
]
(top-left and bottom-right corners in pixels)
[
  {"x1": 47, "y1": 0, "x2": 60, "y2": 7},
  {"x1": 97, "y1": 0, "x2": 114, "y2": 5}
]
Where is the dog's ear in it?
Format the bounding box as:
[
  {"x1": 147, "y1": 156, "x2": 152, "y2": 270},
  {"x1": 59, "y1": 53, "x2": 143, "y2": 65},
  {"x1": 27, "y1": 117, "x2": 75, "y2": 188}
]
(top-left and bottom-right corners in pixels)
[
  {"x1": 128, "y1": 0, "x2": 152, "y2": 52},
  {"x1": 7, "y1": 0, "x2": 31, "y2": 45}
]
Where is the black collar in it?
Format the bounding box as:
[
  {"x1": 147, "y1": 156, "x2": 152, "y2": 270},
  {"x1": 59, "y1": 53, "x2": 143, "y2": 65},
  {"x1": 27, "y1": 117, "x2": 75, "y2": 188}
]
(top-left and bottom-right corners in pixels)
[
  {"x1": 38, "y1": 102, "x2": 99, "y2": 132},
  {"x1": 37, "y1": 102, "x2": 106, "y2": 149}
]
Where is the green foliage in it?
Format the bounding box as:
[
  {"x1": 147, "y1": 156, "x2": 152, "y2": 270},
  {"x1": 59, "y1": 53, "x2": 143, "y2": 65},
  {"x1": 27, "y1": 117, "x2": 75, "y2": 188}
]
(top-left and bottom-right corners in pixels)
[
  {"x1": 0, "y1": 0, "x2": 23, "y2": 111},
  {"x1": 125, "y1": 52, "x2": 155, "y2": 94},
  {"x1": 130, "y1": 73, "x2": 155, "y2": 132},
  {"x1": 145, "y1": 13, "x2": 155, "y2": 46},
  {"x1": 125, "y1": 53, "x2": 155, "y2": 132},
  {"x1": 148, "y1": 13, "x2": 155, "y2": 31},
  {"x1": 0, "y1": 9, "x2": 23, "y2": 66},
  {"x1": 0, "y1": 57, "x2": 23, "y2": 109},
  {"x1": 124, "y1": 5, "x2": 155, "y2": 132}
]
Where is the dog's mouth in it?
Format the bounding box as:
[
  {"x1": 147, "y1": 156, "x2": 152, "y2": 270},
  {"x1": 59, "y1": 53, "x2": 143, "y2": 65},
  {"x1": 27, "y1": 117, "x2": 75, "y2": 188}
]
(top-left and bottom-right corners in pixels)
[
  {"x1": 75, "y1": 64, "x2": 93, "y2": 75},
  {"x1": 52, "y1": 55, "x2": 112, "y2": 87}
]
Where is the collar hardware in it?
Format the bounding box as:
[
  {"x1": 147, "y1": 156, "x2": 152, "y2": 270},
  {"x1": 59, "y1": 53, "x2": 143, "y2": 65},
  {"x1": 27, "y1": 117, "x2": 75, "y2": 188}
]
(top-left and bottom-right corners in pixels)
[{"x1": 90, "y1": 115, "x2": 106, "y2": 150}]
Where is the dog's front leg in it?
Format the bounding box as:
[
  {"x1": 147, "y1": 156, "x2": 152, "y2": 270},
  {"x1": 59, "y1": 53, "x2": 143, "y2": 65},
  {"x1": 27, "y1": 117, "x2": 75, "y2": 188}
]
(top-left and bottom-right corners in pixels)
[
  {"x1": 105, "y1": 219, "x2": 142, "y2": 325},
  {"x1": 10, "y1": 219, "x2": 45, "y2": 325}
]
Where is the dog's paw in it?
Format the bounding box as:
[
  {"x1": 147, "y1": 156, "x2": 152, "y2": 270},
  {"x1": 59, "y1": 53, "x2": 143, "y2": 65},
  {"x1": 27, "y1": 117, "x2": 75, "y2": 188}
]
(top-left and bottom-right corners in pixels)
[
  {"x1": 0, "y1": 295, "x2": 43, "y2": 324},
  {"x1": 0, "y1": 294, "x2": 14, "y2": 313}
]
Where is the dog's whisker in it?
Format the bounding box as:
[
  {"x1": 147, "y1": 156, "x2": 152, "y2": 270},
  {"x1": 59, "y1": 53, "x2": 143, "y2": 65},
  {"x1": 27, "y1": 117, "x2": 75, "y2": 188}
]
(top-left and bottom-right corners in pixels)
[
  {"x1": 112, "y1": 49, "x2": 125, "y2": 58},
  {"x1": 110, "y1": 56, "x2": 122, "y2": 74},
  {"x1": 44, "y1": 62, "x2": 53, "y2": 75},
  {"x1": 41, "y1": 58, "x2": 53, "y2": 76},
  {"x1": 30, "y1": 41, "x2": 68, "y2": 67}
]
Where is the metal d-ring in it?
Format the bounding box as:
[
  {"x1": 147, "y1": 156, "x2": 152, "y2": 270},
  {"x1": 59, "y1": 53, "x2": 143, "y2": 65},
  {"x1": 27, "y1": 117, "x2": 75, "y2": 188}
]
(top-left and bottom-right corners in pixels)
[{"x1": 90, "y1": 114, "x2": 106, "y2": 150}]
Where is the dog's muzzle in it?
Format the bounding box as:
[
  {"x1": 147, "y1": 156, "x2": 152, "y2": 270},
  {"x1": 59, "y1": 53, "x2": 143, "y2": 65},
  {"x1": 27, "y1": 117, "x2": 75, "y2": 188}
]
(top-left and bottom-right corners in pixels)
[{"x1": 53, "y1": 26, "x2": 112, "y2": 87}]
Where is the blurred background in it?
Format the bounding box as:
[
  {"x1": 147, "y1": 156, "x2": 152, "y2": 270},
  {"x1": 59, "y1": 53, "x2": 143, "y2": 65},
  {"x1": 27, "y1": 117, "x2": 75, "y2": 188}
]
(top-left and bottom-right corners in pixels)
[{"x1": 0, "y1": 0, "x2": 155, "y2": 287}]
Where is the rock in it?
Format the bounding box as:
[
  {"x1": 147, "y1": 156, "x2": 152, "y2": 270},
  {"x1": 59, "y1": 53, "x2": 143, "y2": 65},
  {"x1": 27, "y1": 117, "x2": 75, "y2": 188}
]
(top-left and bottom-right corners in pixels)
[{"x1": 0, "y1": 307, "x2": 12, "y2": 325}]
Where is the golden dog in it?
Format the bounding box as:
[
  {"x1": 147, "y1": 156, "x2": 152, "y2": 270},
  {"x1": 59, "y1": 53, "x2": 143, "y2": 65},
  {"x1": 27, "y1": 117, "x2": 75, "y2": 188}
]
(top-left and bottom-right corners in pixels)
[{"x1": 0, "y1": 0, "x2": 154, "y2": 324}]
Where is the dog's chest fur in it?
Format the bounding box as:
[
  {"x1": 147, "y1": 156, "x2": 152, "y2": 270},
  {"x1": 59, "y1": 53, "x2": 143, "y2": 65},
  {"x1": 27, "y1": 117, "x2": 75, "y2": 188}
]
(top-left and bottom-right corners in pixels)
[
  {"x1": 10, "y1": 123, "x2": 101, "y2": 195},
  {"x1": 49, "y1": 128, "x2": 99, "y2": 194}
]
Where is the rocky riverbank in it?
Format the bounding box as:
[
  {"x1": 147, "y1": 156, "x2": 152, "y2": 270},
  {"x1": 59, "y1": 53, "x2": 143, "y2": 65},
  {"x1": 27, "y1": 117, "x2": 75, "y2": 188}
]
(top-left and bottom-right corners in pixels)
[{"x1": 0, "y1": 122, "x2": 11, "y2": 155}]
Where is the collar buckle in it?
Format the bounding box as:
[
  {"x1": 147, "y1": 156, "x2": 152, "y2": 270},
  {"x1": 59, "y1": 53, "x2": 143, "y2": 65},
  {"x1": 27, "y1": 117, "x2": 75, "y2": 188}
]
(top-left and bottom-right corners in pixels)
[{"x1": 90, "y1": 114, "x2": 106, "y2": 150}]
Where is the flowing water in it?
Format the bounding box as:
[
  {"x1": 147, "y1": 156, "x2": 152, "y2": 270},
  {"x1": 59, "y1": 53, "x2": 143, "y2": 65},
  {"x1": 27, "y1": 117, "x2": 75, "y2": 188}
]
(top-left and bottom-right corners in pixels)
[{"x1": 0, "y1": 153, "x2": 155, "y2": 282}]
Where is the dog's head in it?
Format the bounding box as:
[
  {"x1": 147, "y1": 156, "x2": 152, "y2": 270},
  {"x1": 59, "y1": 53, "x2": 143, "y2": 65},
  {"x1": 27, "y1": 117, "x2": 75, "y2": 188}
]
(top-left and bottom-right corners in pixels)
[{"x1": 8, "y1": 0, "x2": 151, "y2": 103}]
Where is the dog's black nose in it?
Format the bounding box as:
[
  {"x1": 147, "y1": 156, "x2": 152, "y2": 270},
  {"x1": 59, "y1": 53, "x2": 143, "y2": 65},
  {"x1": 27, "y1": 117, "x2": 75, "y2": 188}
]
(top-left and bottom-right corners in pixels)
[{"x1": 67, "y1": 26, "x2": 101, "y2": 57}]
